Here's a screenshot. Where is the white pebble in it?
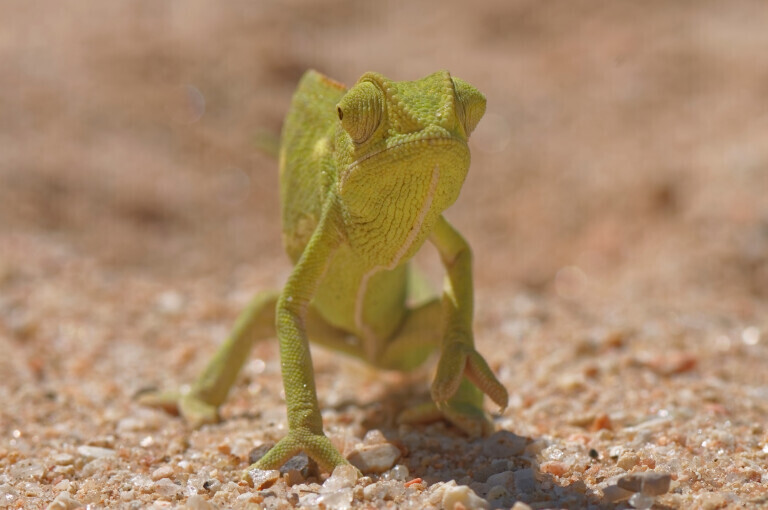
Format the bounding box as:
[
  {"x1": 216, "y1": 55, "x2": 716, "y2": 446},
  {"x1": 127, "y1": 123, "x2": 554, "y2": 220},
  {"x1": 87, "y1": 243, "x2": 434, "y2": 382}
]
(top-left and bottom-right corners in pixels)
[
  {"x1": 323, "y1": 464, "x2": 359, "y2": 491},
  {"x1": 52, "y1": 480, "x2": 71, "y2": 493},
  {"x1": 247, "y1": 468, "x2": 280, "y2": 490},
  {"x1": 317, "y1": 487, "x2": 353, "y2": 509},
  {"x1": 151, "y1": 465, "x2": 175, "y2": 481},
  {"x1": 442, "y1": 484, "x2": 489, "y2": 510},
  {"x1": 348, "y1": 443, "x2": 401, "y2": 474},
  {"x1": 185, "y1": 494, "x2": 215, "y2": 510},
  {"x1": 45, "y1": 492, "x2": 82, "y2": 510},
  {"x1": 629, "y1": 492, "x2": 656, "y2": 509},
  {"x1": 10, "y1": 459, "x2": 45, "y2": 480},
  {"x1": 77, "y1": 445, "x2": 116, "y2": 460},
  {"x1": 153, "y1": 478, "x2": 181, "y2": 498},
  {"x1": 511, "y1": 502, "x2": 533, "y2": 510},
  {"x1": 363, "y1": 429, "x2": 388, "y2": 444},
  {"x1": 384, "y1": 464, "x2": 409, "y2": 481},
  {"x1": 363, "y1": 480, "x2": 405, "y2": 501},
  {"x1": 51, "y1": 453, "x2": 75, "y2": 466}
]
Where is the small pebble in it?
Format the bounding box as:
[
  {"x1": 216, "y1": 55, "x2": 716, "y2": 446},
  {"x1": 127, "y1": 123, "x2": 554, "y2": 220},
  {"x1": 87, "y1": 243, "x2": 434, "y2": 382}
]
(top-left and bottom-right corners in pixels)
[
  {"x1": 617, "y1": 451, "x2": 640, "y2": 470},
  {"x1": 53, "y1": 464, "x2": 75, "y2": 476},
  {"x1": 45, "y1": 492, "x2": 82, "y2": 510},
  {"x1": 153, "y1": 478, "x2": 181, "y2": 498},
  {"x1": 384, "y1": 464, "x2": 409, "y2": 481},
  {"x1": 52, "y1": 480, "x2": 71, "y2": 493},
  {"x1": 317, "y1": 487, "x2": 353, "y2": 509},
  {"x1": 469, "y1": 481, "x2": 489, "y2": 497},
  {"x1": 186, "y1": 494, "x2": 215, "y2": 510},
  {"x1": 486, "y1": 484, "x2": 509, "y2": 501},
  {"x1": 363, "y1": 429, "x2": 387, "y2": 444},
  {"x1": 348, "y1": 443, "x2": 401, "y2": 474},
  {"x1": 540, "y1": 460, "x2": 569, "y2": 477},
  {"x1": 485, "y1": 470, "x2": 514, "y2": 488},
  {"x1": 202, "y1": 479, "x2": 221, "y2": 493},
  {"x1": 151, "y1": 465, "x2": 175, "y2": 481},
  {"x1": 0, "y1": 484, "x2": 19, "y2": 506},
  {"x1": 77, "y1": 445, "x2": 116, "y2": 460},
  {"x1": 510, "y1": 502, "x2": 533, "y2": 510},
  {"x1": 10, "y1": 459, "x2": 45, "y2": 480},
  {"x1": 590, "y1": 413, "x2": 612, "y2": 432},
  {"x1": 323, "y1": 464, "x2": 359, "y2": 490},
  {"x1": 363, "y1": 480, "x2": 406, "y2": 501},
  {"x1": 602, "y1": 484, "x2": 633, "y2": 503},
  {"x1": 247, "y1": 469, "x2": 280, "y2": 490},
  {"x1": 280, "y1": 452, "x2": 317, "y2": 479},
  {"x1": 514, "y1": 469, "x2": 536, "y2": 494},
  {"x1": 482, "y1": 430, "x2": 527, "y2": 459},
  {"x1": 617, "y1": 472, "x2": 671, "y2": 496},
  {"x1": 51, "y1": 453, "x2": 75, "y2": 466},
  {"x1": 283, "y1": 468, "x2": 306, "y2": 486},
  {"x1": 629, "y1": 492, "x2": 656, "y2": 509},
  {"x1": 235, "y1": 492, "x2": 260, "y2": 504},
  {"x1": 695, "y1": 492, "x2": 728, "y2": 510},
  {"x1": 442, "y1": 484, "x2": 489, "y2": 510},
  {"x1": 247, "y1": 444, "x2": 273, "y2": 465}
]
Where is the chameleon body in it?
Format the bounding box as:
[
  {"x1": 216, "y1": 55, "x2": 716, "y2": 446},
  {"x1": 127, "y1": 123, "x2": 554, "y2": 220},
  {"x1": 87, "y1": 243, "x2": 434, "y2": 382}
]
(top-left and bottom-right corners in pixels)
[{"x1": 142, "y1": 70, "x2": 508, "y2": 474}]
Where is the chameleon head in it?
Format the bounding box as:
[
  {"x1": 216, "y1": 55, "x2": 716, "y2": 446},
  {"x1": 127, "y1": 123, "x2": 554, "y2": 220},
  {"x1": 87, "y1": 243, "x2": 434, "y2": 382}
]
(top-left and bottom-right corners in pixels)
[{"x1": 335, "y1": 71, "x2": 486, "y2": 260}]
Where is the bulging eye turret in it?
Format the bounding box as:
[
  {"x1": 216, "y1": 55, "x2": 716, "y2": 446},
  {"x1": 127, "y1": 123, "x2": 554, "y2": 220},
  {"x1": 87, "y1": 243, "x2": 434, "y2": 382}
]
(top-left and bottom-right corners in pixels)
[
  {"x1": 452, "y1": 77, "x2": 486, "y2": 137},
  {"x1": 336, "y1": 81, "x2": 383, "y2": 144}
]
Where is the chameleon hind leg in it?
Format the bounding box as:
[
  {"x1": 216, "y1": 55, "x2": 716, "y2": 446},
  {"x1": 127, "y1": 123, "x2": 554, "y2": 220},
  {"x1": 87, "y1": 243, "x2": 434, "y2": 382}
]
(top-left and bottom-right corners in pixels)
[
  {"x1": 138, "y1": 290, "x2": 280, "y2": 427},
  {"x1": 376, "y1": 298, "x2": 498, "y2": 437}
]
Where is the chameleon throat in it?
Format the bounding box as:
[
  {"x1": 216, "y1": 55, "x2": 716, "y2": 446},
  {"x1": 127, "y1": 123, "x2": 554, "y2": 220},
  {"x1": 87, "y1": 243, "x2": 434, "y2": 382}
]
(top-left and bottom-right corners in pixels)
[{"x1": 354, "y1": 163, "x2": 441, "y2": 361}]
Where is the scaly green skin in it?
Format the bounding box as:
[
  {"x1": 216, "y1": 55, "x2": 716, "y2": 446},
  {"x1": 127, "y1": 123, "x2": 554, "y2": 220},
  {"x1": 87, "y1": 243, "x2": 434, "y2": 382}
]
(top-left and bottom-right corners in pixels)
[{"x1": 140, "y1": 70, "x2": 508, "y2": 476}]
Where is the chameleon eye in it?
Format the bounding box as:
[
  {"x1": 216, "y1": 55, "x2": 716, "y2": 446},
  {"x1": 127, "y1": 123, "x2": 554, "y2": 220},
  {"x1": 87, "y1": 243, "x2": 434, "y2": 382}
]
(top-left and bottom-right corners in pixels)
[
  {"x1": 336, "y1": 81, "x2": 383, "y2": 144},
  {"x1": 452, "y1": 77, "x2": 486, "y2": 136}
]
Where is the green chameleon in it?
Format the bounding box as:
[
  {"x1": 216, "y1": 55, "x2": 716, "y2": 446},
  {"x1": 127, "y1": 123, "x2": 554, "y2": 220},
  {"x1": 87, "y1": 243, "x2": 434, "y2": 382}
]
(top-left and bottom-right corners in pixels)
[{"x1": 142, "y1": 70, "x2": 508, "y2": 474}]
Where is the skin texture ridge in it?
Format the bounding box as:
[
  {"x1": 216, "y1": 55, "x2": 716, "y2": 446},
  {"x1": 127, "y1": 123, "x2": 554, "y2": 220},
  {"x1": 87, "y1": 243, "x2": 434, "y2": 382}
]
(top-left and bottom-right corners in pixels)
[{"x1": 140, "y1": 69, "x2": 509, "y2": 476}]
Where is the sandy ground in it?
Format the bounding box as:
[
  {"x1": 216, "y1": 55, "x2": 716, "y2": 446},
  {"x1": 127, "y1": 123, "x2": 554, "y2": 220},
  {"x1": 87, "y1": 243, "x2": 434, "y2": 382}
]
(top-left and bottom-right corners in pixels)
[{"x1": 1, "y1": 1, "x2": 768, "y2": 508}]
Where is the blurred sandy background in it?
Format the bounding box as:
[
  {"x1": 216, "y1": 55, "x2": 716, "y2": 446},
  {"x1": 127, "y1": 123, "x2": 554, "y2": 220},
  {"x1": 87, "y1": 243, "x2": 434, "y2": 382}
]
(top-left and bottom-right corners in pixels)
[
  {"x1": 4, "y1": 0, "x2": 766, "y2": 298},
  {"x1": 1, "y1": 1, "x2": 767, "y2": 508}
]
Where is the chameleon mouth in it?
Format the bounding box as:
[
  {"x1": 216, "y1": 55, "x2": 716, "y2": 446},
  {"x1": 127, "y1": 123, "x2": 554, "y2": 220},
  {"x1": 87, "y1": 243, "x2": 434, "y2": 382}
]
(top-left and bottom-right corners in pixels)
[{"x1": 339, "y1": 136, "x2": 467, "y2": 191}]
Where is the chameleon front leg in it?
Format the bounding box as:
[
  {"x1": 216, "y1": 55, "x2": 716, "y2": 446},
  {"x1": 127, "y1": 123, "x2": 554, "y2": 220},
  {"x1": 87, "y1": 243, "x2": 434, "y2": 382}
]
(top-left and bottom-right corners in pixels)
[
  {"x1": 429, "y1": 216, "x2": 508, "y2": 424},
  {"x1": 138, "y1": 290, "x2": 279, "y2": 427},
  {"x1": 250, "y1": 199, "x2": 351, "y2": 474},
  {"x1": 372, "y1": 296, "x2": 498, "y2": 436}
]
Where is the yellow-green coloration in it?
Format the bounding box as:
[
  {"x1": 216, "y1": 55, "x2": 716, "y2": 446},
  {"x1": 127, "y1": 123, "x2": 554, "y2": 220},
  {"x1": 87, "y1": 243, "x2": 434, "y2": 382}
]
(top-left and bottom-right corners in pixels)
[{"x1": 140, "y1": 70, "x2": 508, "y2": 476}]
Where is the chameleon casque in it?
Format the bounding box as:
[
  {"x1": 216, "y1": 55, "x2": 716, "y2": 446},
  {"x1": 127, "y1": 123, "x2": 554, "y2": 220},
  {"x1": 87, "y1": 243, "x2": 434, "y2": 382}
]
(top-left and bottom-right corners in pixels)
[{"x1": 143, "y1": 70, "x2": 508, "y2": 474}]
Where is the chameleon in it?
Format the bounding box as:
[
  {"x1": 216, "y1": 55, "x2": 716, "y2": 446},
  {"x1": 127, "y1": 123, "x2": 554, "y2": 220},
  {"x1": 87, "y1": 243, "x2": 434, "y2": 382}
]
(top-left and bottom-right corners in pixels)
[{"x1": 141, "y1": 70, "x2": 508, "y2": 474}]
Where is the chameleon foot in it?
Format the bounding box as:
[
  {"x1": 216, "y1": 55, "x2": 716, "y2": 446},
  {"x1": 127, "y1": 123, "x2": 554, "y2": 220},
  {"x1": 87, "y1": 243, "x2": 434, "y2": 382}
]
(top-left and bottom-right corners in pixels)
[
  {"x1": 398, "y1": 381, "x2": 496, "y2": 437},
  {"x1": 248, "y1": 430, "x2": 355, "y2": 475},
  {"x1": 431, "y1": 342, "x2": 508, "y2": 411}
]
